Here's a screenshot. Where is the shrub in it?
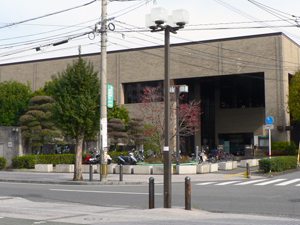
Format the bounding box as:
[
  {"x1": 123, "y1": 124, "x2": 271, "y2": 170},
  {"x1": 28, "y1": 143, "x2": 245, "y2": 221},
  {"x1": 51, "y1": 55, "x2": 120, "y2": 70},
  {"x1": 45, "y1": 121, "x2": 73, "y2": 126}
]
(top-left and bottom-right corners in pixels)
[
  {"x1": 12, "y1": 155, "x2": 36, "y2": 169},
  {"x1": 259, "y1": 156, "x2": 297, "y2": 173},
  {"x1": 36, "y1": 154, "x2": 75, "y2": 166},
  {"x1": 0, "y1": 157, "x2": 7, "y2": 169}
]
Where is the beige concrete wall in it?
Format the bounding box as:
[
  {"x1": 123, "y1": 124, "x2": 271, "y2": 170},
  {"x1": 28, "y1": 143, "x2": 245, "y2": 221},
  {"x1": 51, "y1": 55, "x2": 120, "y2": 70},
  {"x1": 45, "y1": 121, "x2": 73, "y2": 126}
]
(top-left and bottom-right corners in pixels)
[{"x1": 1, "y1": 33, "x2": 300, "y2": 144}]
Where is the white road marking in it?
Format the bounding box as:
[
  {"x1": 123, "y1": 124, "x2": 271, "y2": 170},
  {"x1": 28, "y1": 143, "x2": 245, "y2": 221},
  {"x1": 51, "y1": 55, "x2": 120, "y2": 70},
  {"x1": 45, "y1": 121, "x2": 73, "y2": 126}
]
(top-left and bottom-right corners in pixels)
[
  {"x1": 275, "y1": 178, "x2": 300, "y2": 186},
  {"x1": 50, "y1": 189, "x2": 162, "y2": 195},
  {"x1": 195, "y1": 182, "x2": 217, "y2": 186},
  {"x1": 215, "y1": 181, "x2": 240, "y2": 186},
  {"x1": 254, "y1": 179, "x2": 287, "y2": 186},
  {"x1": 234, "y1": 179, "x2": 269, "y2": 185}
]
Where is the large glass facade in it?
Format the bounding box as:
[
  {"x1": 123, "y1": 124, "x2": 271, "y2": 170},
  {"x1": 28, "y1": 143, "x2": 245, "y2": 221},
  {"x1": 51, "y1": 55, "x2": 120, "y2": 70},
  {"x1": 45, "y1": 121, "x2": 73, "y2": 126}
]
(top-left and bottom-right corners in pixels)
[{"x1": 220, "y1": 73, "x2": 264, "y2": 109}]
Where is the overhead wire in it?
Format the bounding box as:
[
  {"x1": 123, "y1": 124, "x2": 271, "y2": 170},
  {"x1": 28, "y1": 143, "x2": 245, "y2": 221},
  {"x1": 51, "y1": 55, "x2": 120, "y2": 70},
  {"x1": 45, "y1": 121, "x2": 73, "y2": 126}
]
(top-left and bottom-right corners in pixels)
[{"x1": 0, "y1": 0, "x2": 97, "y2": 30}]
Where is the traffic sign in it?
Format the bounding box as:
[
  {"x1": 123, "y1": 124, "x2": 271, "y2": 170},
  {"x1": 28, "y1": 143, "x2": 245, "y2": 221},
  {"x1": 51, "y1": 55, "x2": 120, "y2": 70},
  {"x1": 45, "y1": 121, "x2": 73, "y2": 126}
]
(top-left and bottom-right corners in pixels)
[
  {"x1": 107, "y1": 84, "x2": 114, "y2": 108},
  {"x1": 265, "y1": 124, "x2": 274, "y2": 129},
  {"x1": 266, "y1": 116, "x2": 274, "y2": 124}
]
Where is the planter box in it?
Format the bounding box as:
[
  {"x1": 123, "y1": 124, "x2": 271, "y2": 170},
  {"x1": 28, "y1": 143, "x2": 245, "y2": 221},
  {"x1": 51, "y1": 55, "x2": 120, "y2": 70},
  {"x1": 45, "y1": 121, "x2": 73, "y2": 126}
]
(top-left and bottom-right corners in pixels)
[
  {"x1": 175, "y1": 165, "x2": 197, "y2": 174},
  {"x1": 56, "y1": 164, "x2": 74, "y2": 173},
  {"x1": 115, "y1": 165, "x2": 134, "y2": 174},
  {"x1": 82, "y1": 164, "x2": 98, "y2": 173},
  {"x1": 133, "y1": 165, "x2": 153, "y2": 175},
  {"x1": 251, "y1": 159, "x2": 259, "y2": 166},
  {"x1": 152, "y1": 165, "x2": 174, "y2": 175},
  {"x1": 240, "y1": 160, "x2": 252, "y2": 167},
  {"x1": 108, "y1": 164, "x2": 117, "y2": 174},
  {"x1": 209, "y1": 163, "x2": 218, "y2": 173},
  {"x1": 196, "y1": 164, "x2": 209, "y2": 174},
  {"x1": 35, "y1": 164, "x2": 53, "y2": 172},
  {"x1": 219, "y1": 162, "x2": 233, "y2": 170},
  {"x1": 232, "y1": 161, "x2": 237, "y2": 169}
]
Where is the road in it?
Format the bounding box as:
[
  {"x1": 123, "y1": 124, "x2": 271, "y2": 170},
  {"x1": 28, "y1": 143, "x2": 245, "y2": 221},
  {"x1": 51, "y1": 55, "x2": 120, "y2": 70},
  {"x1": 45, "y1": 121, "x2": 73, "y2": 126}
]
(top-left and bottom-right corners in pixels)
[{"x1": 0, "y1": 171, "x2": 299, "y2": 218}]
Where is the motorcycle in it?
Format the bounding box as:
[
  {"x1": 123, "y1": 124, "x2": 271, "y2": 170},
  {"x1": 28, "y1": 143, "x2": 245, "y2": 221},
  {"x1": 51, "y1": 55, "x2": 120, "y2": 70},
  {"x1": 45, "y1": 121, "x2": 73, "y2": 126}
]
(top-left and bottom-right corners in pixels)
[
  {"x1": 133, "y1": 148, "x2": 145, "y2": 163},
  {"x1": 198, "y1": 150, "x2": 217, "y2": 164},
  {"x1": 83, "y1": 149, "x2": 112, "y2": 165},
  {"x1": 118, "y1": 152, "x2": 137, "y2": 165}
]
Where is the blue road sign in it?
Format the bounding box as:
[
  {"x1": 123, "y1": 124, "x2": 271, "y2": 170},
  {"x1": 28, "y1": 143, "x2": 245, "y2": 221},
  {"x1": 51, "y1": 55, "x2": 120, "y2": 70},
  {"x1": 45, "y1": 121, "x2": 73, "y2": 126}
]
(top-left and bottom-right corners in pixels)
[{"x1": 266, "y1": 116, "x2": 274, "y2": 124}]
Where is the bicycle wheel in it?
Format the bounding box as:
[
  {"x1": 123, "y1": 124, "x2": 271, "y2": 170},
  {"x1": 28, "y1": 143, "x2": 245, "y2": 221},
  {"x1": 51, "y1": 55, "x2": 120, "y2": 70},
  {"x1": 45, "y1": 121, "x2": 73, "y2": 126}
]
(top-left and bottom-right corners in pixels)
[{"x1": 226, "y1": 154, "x2": 234, "y2": 161}]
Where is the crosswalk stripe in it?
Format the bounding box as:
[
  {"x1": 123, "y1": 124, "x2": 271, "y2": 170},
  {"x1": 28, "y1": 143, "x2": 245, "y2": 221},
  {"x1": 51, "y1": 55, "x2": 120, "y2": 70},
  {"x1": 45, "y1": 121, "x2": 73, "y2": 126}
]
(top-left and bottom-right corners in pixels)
[
  {"x1": 234, "y1": 179, "x2": 269, "y2": 185},
  {"x1": 195, "y1": 182, "x2": 216, "y2": 186},
  {"x1": 215, "y1": 181, "x2": 240, "y2": 186},
  {"x1": 275, "y1": 178, "x2": 300, "y2": 186},
  {"x1": 254, "y1": 179, "x2": 287, "y2": 186}
]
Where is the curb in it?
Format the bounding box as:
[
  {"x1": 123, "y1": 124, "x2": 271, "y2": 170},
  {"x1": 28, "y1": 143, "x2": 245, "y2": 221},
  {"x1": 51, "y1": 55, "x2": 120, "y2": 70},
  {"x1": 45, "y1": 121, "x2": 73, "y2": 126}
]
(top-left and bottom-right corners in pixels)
[{"x1": 0, "y1": 179, "x2": 147, "y2": 185}]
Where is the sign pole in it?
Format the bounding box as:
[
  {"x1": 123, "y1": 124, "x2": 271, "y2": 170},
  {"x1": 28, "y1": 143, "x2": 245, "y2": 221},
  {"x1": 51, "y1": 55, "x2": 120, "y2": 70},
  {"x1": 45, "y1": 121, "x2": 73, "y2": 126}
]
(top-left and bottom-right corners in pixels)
[{"x1": 269, "y1": 128, "x2": 271, "y2": 159}]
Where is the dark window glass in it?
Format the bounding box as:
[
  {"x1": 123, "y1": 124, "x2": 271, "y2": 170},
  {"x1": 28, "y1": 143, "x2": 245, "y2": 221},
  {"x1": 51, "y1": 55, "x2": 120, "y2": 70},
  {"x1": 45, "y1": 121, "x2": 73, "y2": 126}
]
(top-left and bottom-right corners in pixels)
[
  {"x1": 124, "y1": 81, "x2": 163, "y2": 104},
  {"x1": 220, "y1": 74, "x2": 264, "y2": 109}
]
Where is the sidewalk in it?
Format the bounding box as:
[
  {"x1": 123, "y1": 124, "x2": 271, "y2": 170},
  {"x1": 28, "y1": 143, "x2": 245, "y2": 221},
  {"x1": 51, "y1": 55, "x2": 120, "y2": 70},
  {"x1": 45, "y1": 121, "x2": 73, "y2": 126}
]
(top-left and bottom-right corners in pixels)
[
  {"x1": 0, "y1": 165, "x2": 264, "y2": 185},
  {"x1": 1, "y1": 168, "x2": 299, "y2": 224}
]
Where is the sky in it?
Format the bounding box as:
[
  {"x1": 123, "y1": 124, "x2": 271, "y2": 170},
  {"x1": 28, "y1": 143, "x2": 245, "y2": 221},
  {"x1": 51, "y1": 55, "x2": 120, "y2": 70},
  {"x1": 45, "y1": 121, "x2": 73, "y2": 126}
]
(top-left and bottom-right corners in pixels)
[{"x1": 1, "y1": 0, "x2": 300, "y2": 64}]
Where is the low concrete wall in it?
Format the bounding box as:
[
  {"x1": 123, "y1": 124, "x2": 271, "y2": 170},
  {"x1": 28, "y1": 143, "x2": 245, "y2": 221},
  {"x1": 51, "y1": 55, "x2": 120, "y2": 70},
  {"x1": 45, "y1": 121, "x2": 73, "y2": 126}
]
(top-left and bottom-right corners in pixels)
[
  {"x1": 152, "y1": 165, "x2": 174, "y2": 175},
  {"x1": 240, "y1": 160, "x2": 253, "y2": 167},
  {"x1": 35, "y1": 164, "x2": 53, "y2": 172},
  {"x1": 232, "y1": 161, "x2": 237, "y2": 169},
  {"x1": 56, "y1": 164, "x2": 74, "y2": 173},
  {"x1": 175, "y1": 165, "x2": 197, "y2": 174},
  {"x1": 108, "y1": 164, "x2": 117, "y2": 174},
  {"x1": 82, "y1": 164, "x2": 98, "y2": 173},
  {"x1": 219, "y1": 162, "x2": 233, "y2": 171},
  {"x1": 197, "y1": 164, "x2": 209, "y2": 174},
  {"x1": 209, "y1": 163, "x2": 218, "y2": 173},
  {"x1": 115, "y1": 165, "x2": 134, "y2": 174},
  {"x1": 132, "y1": 165, "x2": 153, "y2": 175}
]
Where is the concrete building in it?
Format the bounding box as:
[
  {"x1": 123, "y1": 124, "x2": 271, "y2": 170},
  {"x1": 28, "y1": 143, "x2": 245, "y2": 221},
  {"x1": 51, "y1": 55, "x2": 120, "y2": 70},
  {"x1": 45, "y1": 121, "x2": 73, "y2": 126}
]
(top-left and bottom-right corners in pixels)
[{"x1": 1, "y1": 32, "x2": 300, "y2": 155}]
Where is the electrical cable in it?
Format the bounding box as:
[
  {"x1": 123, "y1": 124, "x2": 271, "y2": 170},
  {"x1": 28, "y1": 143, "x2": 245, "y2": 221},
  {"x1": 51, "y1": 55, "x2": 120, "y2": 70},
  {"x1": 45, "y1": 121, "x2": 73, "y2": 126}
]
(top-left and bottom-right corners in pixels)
[{"x1": 0, "y1": 0, "x2": 97, "y2": 30}]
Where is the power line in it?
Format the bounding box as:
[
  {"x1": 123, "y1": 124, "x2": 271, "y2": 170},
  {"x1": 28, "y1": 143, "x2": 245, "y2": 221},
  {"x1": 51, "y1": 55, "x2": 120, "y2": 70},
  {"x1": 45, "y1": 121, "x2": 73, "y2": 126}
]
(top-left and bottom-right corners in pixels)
[{"x1": 0, "y1": 0, "x2": 97, "y2": 30}]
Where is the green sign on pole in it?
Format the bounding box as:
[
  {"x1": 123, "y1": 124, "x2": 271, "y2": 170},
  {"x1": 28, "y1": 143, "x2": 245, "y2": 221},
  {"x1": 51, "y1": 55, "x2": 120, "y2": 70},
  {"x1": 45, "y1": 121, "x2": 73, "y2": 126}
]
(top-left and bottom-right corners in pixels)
[{"x1": 107, "y1": 84, "x2": 114, "y2": 108}]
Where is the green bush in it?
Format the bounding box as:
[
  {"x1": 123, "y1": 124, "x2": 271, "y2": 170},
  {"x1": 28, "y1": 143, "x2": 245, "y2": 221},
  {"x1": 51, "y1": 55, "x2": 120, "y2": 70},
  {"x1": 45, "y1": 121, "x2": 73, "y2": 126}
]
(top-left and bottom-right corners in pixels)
[
  {"x1": 12, "y1": 155, "x2": 36, "y2": 169},
  {"x1": 36, "y1": 154, "x2": 76, "y2": 166},
  {"x1": 259, "y1": 156, "x2": 297, "y2": 173},
  {"x1": 0, "y1": 157, "x2": 7, "y2": 169}
]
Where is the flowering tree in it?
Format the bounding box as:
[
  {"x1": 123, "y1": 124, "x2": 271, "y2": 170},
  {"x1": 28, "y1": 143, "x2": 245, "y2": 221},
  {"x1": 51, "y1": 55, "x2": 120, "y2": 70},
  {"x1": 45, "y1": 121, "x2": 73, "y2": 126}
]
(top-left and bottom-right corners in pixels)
[{"x1": 135, "y1": 86, "x2": 201, "y2": 153}]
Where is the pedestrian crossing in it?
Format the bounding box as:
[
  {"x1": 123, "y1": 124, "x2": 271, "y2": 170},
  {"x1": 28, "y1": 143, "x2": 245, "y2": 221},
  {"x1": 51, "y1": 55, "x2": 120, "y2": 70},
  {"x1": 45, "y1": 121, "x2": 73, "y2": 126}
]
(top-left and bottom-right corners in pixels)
[{"x1": 195, "y1": 178, "x2": 300, "y2": 187}]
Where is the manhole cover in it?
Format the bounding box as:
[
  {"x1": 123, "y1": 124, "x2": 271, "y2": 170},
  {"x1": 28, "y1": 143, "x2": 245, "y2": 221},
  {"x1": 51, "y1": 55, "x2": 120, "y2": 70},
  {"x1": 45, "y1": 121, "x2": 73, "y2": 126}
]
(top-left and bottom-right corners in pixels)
[{"x1": 289, "y1": 199, "x2": 300, "y2": 202}]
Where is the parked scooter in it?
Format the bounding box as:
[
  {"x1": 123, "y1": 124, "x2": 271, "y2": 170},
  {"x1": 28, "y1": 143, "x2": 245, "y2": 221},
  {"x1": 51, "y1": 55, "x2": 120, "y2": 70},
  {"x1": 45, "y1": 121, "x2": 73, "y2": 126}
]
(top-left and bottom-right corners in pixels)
[
  {"x1": 133, "y1": 148, "x2": 145, "y2": 163},
  {"x1": 118, "y1": 152, "x2": 137, "y2": 165},
  {"x1": 198, "y1": 150, "x2": 217, "y2": 164},
  {"x1": 83, "y1": 148, "x2": 112, "y2": 165}
]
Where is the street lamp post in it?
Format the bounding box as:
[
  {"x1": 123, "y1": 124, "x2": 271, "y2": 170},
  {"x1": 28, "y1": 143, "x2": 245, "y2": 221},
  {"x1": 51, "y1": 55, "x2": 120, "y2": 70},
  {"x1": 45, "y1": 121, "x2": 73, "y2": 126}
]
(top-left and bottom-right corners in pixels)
[
  {"x1": 170, "y1": 85, "x2": 188, "y2": 166},
  {"x1": 146, "y1": 7, "x2": 189, "y2": 208}
]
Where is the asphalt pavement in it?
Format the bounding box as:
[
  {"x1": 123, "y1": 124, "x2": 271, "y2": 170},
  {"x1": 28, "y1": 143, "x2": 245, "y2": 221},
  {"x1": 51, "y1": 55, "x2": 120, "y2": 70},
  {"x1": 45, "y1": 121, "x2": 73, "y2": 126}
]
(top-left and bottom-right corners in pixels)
[{"x1": 0, "y1": 165, "x2": 299, "y2": 224}]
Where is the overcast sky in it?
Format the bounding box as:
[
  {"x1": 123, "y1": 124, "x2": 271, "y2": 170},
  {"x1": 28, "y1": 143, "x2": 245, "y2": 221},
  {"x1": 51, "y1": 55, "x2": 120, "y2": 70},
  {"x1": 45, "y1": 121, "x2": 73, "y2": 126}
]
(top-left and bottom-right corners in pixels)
[{"x1": 1, "y1": 0, "x2": 300, "y2": 64}]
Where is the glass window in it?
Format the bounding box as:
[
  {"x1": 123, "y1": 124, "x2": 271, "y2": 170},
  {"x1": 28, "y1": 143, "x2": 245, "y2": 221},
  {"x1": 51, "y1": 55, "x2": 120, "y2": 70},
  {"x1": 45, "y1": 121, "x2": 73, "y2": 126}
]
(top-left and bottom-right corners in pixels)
[{"x1": 124, "y1": 81, "x2": 163, "y2": 104}]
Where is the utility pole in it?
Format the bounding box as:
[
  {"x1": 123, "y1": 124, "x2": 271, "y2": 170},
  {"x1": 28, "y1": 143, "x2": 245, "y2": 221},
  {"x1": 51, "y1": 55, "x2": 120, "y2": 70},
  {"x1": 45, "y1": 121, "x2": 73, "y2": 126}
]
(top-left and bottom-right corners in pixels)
[{"x1": 100, "y1": 0, "x2": 108, "y2": 182}]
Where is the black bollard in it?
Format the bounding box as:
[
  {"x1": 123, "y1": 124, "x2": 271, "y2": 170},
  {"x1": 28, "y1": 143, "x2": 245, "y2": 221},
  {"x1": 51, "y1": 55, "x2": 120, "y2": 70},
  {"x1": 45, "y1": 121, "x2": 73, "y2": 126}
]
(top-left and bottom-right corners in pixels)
[
  {"x1": 185, "y1": 176, "x2": 191, "y2": 210},
  {"x1": 246, "y1": 162, "x2": 250, "y2": 178},
  {"x1": 149, "y1": 177, "x2": 155, "y2": 209},
  {"x1": 89, "y1": 164, "x2": 93, "y2": 181},
  {"x1": 119, "y1": 164, "x2": 123, "y2": 181}
]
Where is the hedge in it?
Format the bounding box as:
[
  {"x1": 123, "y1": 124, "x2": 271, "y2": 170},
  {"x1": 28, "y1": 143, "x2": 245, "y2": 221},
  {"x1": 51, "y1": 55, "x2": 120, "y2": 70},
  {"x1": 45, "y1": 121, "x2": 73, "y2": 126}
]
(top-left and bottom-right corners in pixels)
[
  {"x1": 12, "y1": 154, "x2": 86, "y2": 169},
  {"x1": 259, "y1": 156, "x2": 297, "y2": 173},
  {"x1": 0, "y1": 157, "x2": 7, "y2": 169}
]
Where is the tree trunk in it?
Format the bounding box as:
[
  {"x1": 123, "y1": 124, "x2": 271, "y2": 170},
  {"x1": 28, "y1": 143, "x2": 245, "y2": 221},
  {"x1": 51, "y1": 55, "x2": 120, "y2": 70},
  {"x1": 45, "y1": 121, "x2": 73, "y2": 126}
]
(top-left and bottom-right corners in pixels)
[{"x1": 73, "y1": 133, "x2": 84, "y2": 181}]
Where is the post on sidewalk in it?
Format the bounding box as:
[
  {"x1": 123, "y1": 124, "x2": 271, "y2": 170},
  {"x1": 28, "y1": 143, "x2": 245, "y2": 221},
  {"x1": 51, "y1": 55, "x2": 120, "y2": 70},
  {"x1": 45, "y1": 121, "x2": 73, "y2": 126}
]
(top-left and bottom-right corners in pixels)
[
  {"x1": 149, "y1": 177, "x2": 155, "y2": 209},
  {"x1": 119, "y1": 164, "x2": 123, "y2": 181},
  {"x1": 185, "y1": 176, "x2": 191, "y2": 210},
  {"x1": 246, "y1": 162, "x2": 250, "y2": 178},
  {"x1": 89, "y1": 164, "x2": 93, "y2": 181}
]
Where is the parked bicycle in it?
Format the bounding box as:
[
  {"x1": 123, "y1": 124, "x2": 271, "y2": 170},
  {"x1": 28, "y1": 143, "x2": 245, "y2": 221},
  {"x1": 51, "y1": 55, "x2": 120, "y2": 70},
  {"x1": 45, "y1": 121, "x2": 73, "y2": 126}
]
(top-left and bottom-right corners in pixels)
[{"x1": 213, "y1": 150, "x2": 234, "y2": 162}]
